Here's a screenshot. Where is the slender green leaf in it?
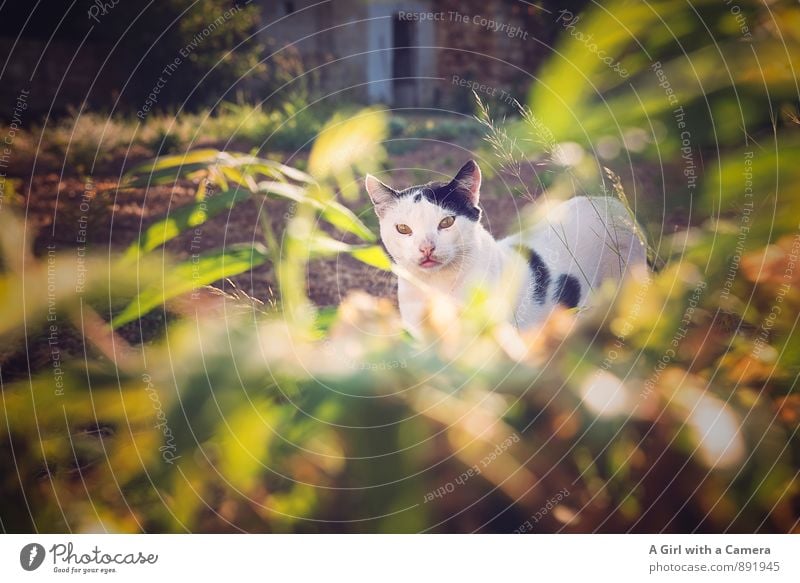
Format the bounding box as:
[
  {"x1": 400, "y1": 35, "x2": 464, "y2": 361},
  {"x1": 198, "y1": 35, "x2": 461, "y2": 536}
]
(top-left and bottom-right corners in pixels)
[
  {"x1": 304, "y1": 233, "x2": 391, "y2": 270},
  {"x1": 351, "y1": 245, "x2": 392, "y2": 270},
  {"x1": 257, "y1": 181, "x2": 376, "y2": 242},
  {"x1": 231, "y1": 158, "x2": 314, "y2": 184},
  {"x1": 124, "y1": 149, "x2": 222, "y2": 179},
  {"x1": 123, "y1": 189, "x2": 251, "y2": 261},
  {"x1": 123, "y1": 163, "x2": 211, "y2": 187},
  {"x1": 220, "y1": 165, "x2": 259, "y2": 191},
  {"x1": 112, "y1": 244, "x2": 268, "y2": 328},
  {"x1": 308, "y1": 108, "x2": 388, "y2": 181}
]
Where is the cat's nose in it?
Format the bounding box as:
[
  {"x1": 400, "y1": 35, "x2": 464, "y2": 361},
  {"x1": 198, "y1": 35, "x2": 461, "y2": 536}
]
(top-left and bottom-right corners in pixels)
[{"x1": 419, "y1": 241, "x2": 436, "y2": 256}]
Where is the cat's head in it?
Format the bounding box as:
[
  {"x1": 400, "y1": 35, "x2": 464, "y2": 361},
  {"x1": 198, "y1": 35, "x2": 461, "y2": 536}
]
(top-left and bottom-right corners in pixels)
[{"x1": 365, "y1": 160, "x2": 483, "y2": 274}]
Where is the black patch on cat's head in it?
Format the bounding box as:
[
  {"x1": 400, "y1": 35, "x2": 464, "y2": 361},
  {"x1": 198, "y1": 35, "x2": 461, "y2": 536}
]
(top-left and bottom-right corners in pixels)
[
  {"x1": 366, "y1": 161, "x2": 483, "y2": 222},
  {"x1": 553, "y1": 274, "x2": 582, "y2": 309},
  {"x1": 398, "y1": 181, "x2": 481, "y2": 222}
]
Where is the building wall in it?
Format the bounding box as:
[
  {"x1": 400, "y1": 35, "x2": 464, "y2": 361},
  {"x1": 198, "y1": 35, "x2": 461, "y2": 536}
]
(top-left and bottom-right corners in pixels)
[
  {"x1": 259, "y1": 0, "x2": 371, "y2": 103},
  {"x1": 257, "y1": 0, "x2": 551, "y2": 110},
  {"x1": 433, "y1": 0, "x2": 549, "y2": 111},
  {"x1": 365, "y1": 1, "x2": 436, "y2": 107}
]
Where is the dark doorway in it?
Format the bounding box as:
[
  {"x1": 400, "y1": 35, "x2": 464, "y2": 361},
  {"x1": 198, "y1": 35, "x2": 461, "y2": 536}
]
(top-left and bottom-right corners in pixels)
[{"x1": 392, "y1": 14, "x2": 417, "y2": 107}]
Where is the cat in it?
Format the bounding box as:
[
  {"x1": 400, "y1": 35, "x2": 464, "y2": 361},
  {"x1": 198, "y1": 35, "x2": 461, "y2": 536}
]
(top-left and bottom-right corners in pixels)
[{"x1": 365, "y1": 160, "x2": 648, "y2": 336}]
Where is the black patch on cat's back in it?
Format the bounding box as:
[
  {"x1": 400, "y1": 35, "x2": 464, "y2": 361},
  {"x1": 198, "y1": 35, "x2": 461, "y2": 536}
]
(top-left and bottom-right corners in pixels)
[
  {"x1": 400, "y1": 182, "x2": 481, "y2": 222},
  {"x1": 553, "y1": 274, "x2": 582, "y2": 309},
  {"x1": 527, "y1": 250, "x2": 550, "y2": 305}
]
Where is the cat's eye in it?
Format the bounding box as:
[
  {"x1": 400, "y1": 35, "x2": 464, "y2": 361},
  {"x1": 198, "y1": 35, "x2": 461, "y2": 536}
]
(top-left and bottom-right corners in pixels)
[
  {"x1": 438, "y1": 216, "x2": 456, "y2": 229},
  {"x1": 396, "y1": 224, "x2": 412, "y2": 235}
]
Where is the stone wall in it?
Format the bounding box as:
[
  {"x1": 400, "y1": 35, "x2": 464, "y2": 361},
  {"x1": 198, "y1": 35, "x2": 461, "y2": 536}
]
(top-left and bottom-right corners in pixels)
[
  {"x1": 257, "y1": 0, "x2": 553, "y2": 110},
  {"x1": 259, "y1": 0, "x2": 370, "y2": 104},
  {"x1": 433, "y1": 0, "x2": 551, "y2": 111}
]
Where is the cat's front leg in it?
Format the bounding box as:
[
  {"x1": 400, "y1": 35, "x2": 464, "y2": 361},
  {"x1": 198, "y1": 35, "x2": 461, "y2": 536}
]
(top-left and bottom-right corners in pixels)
[{"x1": 397, "y1": 278, "x2": 427, "y2": 337}]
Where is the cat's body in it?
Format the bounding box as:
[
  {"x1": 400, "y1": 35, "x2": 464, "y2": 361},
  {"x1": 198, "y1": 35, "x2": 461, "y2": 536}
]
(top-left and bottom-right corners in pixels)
[{"x1": 366, "y1": 161, "x2": 647, "y2": 335}]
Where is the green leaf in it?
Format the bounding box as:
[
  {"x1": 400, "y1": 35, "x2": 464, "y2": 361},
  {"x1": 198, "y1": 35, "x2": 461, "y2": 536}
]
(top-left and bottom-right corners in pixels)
[
  {"x1": 112, "y1": 244, "x2": 269, "y2": 328},
  {"x1": 313, "y1": 306, "x2": 339, "y2": 336},
  {"x1": 319, "y1": 200, "x2": 376, "y2": 242},
  {"x1": 216, "y1": 401, "x2": 278, "y2": 492},
  {"x1": 123, "y1": 164, "x2": 211, "y2": 187},
  {"x1": 308, "y1": 108, "x2": 388, "y2": 180},
  {"x1": 304, "y1": 233, "x2": 391, "y2": 270},
  {"x1": 229, "y1": 158, "x2": 314, "y2": 184},
  {"x1": 257, "y1": 181, "x2": 376, "y2": 242},
  {"x1": 124, "y1": 149, "x2": 222, "y2": 180},
  {"x1": 122, "y1": 189, "x2": 252, "y2": 261},
  {"x1": 220, "y1": 165, "x2": 258, "y2": 191},
  {"x1": 703, "y1": 137, "x2": 800, "y2": 216},
  {"x1": 351, "y1": 245, "x2": 392, "y2": 270},
  {"x1": 257, "y1": 180, "x2": 308, "y2": 203},
  {"x1": 124, "y1": 149, "x2": 315, "y2": 188}
]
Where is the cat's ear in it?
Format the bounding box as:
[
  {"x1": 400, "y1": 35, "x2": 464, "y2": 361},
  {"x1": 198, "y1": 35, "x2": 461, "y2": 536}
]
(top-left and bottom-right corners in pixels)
[
  {"x1": 450, "y1": 160, "x2": 482, "y2": 205},
  {"x1": 365, "y1": 174, "x2": 398, "y2": 218}
]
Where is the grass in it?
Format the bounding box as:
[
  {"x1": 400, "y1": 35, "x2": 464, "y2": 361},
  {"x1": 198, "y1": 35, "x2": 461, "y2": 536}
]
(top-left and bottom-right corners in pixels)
[{"x1": 3, "y1": 104, "x2": 490, "y2": 173}]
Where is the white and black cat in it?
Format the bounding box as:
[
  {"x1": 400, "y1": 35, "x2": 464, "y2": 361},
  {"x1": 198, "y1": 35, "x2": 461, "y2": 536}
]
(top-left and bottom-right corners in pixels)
[{"x1": 366, "y1": 160, "x2": 647, "y2": 335}]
